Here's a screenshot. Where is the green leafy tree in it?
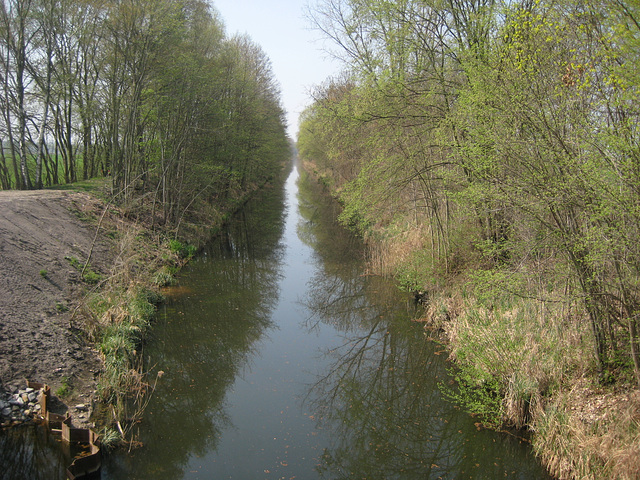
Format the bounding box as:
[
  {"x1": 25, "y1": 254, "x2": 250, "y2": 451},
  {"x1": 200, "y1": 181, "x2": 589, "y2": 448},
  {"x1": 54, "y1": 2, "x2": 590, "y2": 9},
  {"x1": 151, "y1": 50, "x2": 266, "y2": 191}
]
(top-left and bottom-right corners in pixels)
[{"x1": 302, "y1": 0, "x2": 640, "y2": 386}]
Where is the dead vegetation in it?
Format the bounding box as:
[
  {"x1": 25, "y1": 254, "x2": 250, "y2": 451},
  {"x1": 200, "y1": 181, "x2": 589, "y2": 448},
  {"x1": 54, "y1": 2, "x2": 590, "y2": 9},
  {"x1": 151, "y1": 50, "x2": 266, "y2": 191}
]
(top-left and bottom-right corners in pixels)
[{"x1": 415, "y1": 287, "x2": 640, "y2": 480}]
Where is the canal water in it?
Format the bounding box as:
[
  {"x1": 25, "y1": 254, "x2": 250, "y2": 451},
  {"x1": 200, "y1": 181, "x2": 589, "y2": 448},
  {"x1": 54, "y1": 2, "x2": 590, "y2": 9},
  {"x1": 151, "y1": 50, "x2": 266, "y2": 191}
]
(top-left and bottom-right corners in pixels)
[{"x1": 102, "y1": 163, "x2": 550, "y2": 479}]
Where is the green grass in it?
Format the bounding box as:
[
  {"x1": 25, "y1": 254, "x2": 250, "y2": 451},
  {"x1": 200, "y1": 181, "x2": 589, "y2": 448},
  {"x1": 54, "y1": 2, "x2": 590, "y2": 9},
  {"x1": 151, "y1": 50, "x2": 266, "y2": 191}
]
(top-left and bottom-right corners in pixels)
[
  {"x1": 56, "y1": 377, "x2": 71, "y2": 397},
  {"x1": 168, "y1": 239, "x2": 197, "y2": 259},
  {"x1": 55, "y1": 302, "x2": 69, "y2": 313},
  {"x1": 65, "y1": 255, "x2": 103, "y2": 284},
  {"x1": 100, "y1": 428, "x2": 122, "y2": 450},
  {"x1": 83, "y1": 269, "x2": 102, "y2": 285},
  {"x1": 65, "y1": 256, "x2": 81, "y2": 269},
  {"x1": 151, "y1": 266, "x2": 177, "y2": 287},
  {"x1": 94, "y1": 286, "x2": 162, "y2": 403},
  {"x1": 0, "y1": 151, "x2": 109, "y2": 191},
  {"x1": 45, "y1": 176, "x2": 110, "y2": 195}
]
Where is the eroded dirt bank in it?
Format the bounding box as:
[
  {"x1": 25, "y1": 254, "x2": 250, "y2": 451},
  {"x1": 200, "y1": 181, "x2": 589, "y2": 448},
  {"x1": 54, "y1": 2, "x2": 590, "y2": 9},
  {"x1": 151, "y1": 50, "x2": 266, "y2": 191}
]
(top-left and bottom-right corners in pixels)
[{"x1": 0, "y1": 190, "x2": 112, "y2": 424}]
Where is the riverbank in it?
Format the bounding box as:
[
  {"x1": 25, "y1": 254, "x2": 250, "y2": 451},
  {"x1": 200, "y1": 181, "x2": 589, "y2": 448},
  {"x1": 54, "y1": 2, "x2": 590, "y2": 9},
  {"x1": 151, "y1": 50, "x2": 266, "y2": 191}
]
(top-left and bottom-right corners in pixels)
[
  {"x1": 0, "y1": 171, "x2": 289, "y2": 444},
  {"x1": 0, "y1": 181, "x2": 219, "y2": 435},
  {"x1": 301, "y1": 162, "x2": 640, "y2": 480},
  {"x1": 421, "y1": 290, "x2": 640, "y2": 480}
]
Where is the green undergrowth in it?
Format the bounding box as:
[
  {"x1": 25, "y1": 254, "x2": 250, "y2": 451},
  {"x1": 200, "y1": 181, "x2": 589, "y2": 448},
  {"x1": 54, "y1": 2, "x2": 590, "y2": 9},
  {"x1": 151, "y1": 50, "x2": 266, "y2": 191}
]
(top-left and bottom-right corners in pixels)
[
  {"x1": 65, "y1": 255, "x2": 103, "y2": 285},
  {"x1": 47, "y1": 176, "x2": 111, "y2": 197},
  {"x1": 168, "y1": 239, "x2": 197, "y2": 259}
]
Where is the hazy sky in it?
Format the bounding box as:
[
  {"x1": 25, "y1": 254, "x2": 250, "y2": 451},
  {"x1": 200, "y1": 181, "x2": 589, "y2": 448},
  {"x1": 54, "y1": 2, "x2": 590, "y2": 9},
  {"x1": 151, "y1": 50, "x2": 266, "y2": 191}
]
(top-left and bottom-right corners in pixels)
[{"x1": 212, "y1": 0, "x2": 341, "y2": 139}]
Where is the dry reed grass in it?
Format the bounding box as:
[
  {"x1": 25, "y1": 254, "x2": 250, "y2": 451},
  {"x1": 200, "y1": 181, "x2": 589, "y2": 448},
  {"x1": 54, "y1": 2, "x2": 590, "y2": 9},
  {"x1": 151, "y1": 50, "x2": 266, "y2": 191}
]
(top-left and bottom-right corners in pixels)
[
  {"x1": 366, "y1": 223, "x2": 431, "y2": 277},
  {"x1": 445, "y1": 296, "x2": 591, "y2": 387},
  {"x1": 533, "y1": 381, "x2": 640, "y2": 480},
  {"x1": 422, "y1": 290, "x2": 640, "y2": 480}
]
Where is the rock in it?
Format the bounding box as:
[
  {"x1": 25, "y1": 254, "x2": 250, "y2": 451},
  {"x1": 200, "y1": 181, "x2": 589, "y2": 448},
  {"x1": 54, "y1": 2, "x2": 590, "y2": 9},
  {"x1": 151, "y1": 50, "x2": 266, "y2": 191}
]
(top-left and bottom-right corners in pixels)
[
  {"x1": 1, "y1": 407, "x2": 11, "y2": 417},
  {"x1": 24, "y1": 409, "x2": 31, "y2": 416},
  {"x1": 27, "y1": 392, "x2": 37, "y2": 402},
  {"x1": 25, "y1": 388, "x2": 34, "y2": 394},
  {"x1": 75, "y1": 404, "x2": 88, "y2": 412},
  {"x1": 20, "y1": 393, "x2": 29, "y2": 403}
]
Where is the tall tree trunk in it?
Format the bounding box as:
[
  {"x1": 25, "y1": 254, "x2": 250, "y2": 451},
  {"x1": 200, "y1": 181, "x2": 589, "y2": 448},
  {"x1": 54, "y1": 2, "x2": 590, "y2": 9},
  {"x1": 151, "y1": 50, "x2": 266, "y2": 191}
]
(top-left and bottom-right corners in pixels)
[
  {"x1": 15, "y1": 2, "x2": 31, "y2": 190},
  {"x1": 35, "y1": 59, "x2": 52, "y2": 189},
  {"x1": 0, "y1": 138, "x2": 10, "y2": 189}
]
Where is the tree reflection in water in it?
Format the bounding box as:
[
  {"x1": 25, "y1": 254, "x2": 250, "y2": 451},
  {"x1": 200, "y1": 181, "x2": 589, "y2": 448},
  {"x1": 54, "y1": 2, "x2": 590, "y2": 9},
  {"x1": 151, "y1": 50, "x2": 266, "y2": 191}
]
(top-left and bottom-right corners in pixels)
[
  {"x1": 101, "y1": 168, "x2": 549, "y2": 479},
  {"x1": 103, "y1": 178, "x2": 288, "y2": 480},
  {"x1": 0, "y1": 425, "x2": 70, "y2": 480},
  {"x1": 297, "y1": 172, "x2": 549, "y2": 479}
]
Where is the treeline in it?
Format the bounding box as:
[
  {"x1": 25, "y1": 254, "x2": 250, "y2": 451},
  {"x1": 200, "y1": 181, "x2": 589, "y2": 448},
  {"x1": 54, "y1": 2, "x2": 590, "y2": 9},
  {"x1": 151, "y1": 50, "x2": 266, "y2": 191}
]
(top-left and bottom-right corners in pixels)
[
  {"x1": 0, "y1": 0, "x2": 289, "y2": 224},
  {"x1": 299, "y1": 0, "x2": 640, "y2": 390}
]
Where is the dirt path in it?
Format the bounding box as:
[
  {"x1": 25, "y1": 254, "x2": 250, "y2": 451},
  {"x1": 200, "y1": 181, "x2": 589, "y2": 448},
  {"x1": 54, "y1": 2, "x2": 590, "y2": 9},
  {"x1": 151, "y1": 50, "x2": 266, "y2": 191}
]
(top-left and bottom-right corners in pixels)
[{"x1": 0, "y1": 190, "x2": 112, "y2": 423}]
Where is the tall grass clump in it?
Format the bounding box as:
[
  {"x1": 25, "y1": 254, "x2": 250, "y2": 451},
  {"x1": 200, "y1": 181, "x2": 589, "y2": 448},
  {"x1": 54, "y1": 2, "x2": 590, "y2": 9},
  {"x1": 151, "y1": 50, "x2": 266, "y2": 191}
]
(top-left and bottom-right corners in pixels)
[
  {"x1": 152, "y1": 265, "x2": 177, "y2": 287},
  {"x1": 95, "y1": 285, "x2": 159, "y2": 404},
  {"x1": 168, "y1": 239, "x2": 197, "y2": 259},
  {"x1": 443, "y1": 293, "x2": 594, "y2": 429},
  {"x1": 533, "y1": 384, "x2": 640, "y2": 480}
]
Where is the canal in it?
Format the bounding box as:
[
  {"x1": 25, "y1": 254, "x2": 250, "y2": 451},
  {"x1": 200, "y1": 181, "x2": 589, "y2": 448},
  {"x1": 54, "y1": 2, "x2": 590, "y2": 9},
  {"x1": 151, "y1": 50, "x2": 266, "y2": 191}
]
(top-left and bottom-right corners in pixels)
[{"x1": 100, "y1": 162, "x2": 550, "y2": 479}]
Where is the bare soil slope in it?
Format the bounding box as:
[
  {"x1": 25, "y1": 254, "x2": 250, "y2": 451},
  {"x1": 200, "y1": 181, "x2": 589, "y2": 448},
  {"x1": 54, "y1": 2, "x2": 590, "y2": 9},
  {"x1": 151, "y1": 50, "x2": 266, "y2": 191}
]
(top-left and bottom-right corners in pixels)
[{"x1": 0, "y1": 190, "x2": 112, "y2": 412}]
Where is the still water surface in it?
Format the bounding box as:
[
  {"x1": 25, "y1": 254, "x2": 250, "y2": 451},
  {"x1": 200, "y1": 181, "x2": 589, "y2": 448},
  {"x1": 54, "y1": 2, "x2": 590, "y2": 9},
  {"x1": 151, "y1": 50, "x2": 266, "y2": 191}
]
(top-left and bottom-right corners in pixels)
[{"x1": 101, "y1": 164, "x2": 550, "y2": 479}]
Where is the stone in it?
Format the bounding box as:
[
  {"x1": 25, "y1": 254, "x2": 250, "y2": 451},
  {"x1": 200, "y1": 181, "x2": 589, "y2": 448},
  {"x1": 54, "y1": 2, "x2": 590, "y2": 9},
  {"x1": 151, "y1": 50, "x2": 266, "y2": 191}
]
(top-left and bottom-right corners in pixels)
[
  {"x1": 75, "y1": 404, "x2": 88, "y2": 412},
  {"x1": 1, "y1": 407, "x2": 11, "y2": 417},
  {"x1": 25, "y1": 388, "x2": 34, "y2": 394},
  {"x1": 27, "y1": 393, "x2": 37, "y2": 402}
]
